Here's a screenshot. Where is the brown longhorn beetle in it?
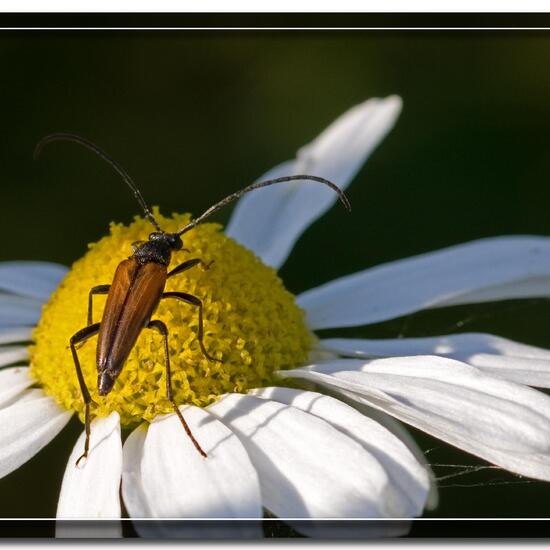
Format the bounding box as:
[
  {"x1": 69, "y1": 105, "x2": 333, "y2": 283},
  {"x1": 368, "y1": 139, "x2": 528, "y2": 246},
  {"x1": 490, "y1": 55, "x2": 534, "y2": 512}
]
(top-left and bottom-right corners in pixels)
[{"x1": 35, "y1": 133, "x2": 351, "y2": 465}]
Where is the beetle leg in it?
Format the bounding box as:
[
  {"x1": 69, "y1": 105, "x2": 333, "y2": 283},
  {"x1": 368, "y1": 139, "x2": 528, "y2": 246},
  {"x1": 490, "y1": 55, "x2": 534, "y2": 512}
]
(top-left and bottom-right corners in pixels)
[
  {"x1": 167, "y1": 258, "x2": 213, "y2": 278},
  {"x1": 69, "y1": 322, "x2": 100, "y2": 467},
  {"x1": 161, "y1": 291, "x2": 221, "y2": 363},
  {"x1": 147, "y1": 319, "x2": 207, "y2": 458},
  {"x1": 87, "y1": 285, "x2": 110, "y2": 326}
]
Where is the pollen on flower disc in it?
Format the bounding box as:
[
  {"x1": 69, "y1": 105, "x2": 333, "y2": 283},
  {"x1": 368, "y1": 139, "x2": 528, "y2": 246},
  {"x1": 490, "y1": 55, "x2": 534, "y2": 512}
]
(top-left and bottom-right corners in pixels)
[{"x1": 30, "y1": 209, "x2": 312, "y2": 427}]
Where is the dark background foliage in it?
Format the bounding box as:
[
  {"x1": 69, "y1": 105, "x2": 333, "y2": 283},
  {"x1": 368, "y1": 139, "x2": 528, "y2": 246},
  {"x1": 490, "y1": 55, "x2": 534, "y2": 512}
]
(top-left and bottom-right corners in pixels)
[{"x1": 0, "y1": 27, "x2": 549, "y2": 532}]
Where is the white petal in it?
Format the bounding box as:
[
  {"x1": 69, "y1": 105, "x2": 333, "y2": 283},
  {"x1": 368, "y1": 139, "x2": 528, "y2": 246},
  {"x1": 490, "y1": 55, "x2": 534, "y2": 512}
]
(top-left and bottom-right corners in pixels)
[
  {"x1": 279, "y1": 356, "x2": 550, "y2": 482},
  {"x1": 120, "y1": 424, "x2": 150, "y2": 516},
  {"x1": 0, "y1": 346, "x2": 28, "y2": 368},
  {"x1": 250, "y1": 387, "x2": 428, "y2": 517},
  {"x1": 0, "y1": 261, "x2": 67, "y2": 300},
  {"x1": 16, "y1": 388, "x2": 49, "y2": 403},
  {"x1": 321, "y1": 333, "x2": 550, "y2": 388},
  {"x1": 0, "y1": 392, "x2": 72, "y2": 478},
  {"x1": 122, "y1": 406, "x2": 262, "y2": 538},
  {"x1": 208, "y1": 393, "x2": 389, "y2": 518},
  {"x1": 123, "y1": 407, "x2": 261, "y2": 517},
  {"x1": 0, "y1": 326, "x2": 33, "y2": 345},
  {"x1": 322, "y1": 387, "x2": 439, "y2": 511},
  {"x1": 226, "y1": 96, "x2": 402, "y2": 269},
  {"x1": 0, "y1": 294, "x2": 43, "y2": 327},
  {"x1": 298, "y1": 236, "x2": 550, "y2": 329},
  {"x1": 0, "y1": 367, "x2": 35, "y2": 408},
  {"x1": 57, "y1": 412, "x2": 122, "y2": 518},
  {"x1": 56, "y1": 413, "x2": 122, "y2": 538}
]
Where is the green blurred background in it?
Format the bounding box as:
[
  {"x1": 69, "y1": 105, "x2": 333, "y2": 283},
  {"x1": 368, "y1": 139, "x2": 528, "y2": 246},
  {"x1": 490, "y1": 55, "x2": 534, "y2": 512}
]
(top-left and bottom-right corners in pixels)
[{"x1": 0, "y1": 29, "x2": 550, "y2": 531}]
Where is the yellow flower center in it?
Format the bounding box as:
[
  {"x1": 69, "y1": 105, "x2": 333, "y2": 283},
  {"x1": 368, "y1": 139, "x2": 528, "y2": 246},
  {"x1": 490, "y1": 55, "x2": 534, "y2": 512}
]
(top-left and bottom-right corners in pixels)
[{"x1": 30, "y1": 210, "x2": 312, "y2": 427}]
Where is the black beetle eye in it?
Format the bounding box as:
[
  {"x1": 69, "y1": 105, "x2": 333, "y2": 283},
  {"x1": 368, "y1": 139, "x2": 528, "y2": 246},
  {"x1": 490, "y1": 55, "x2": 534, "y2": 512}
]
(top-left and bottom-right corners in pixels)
[{"x1": 172, "y1": 235, "x2": 183, "y2": 250}]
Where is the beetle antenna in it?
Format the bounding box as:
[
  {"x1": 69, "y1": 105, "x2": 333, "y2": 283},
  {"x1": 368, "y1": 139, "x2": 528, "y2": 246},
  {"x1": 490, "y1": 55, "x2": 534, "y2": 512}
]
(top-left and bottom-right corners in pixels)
[
  {"x1": 177, "y1": 174, "x2": 351, "y2": 236},
  {"x1": 34, "y1": 133, "x2": 162, "y2": 232}
]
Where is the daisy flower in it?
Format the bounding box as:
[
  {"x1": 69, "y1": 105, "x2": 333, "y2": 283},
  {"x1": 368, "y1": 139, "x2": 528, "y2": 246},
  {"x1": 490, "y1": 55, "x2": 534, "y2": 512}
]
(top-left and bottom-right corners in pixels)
[{"x1": 2, "y1": 95, "x2": 550, "y2": 538}]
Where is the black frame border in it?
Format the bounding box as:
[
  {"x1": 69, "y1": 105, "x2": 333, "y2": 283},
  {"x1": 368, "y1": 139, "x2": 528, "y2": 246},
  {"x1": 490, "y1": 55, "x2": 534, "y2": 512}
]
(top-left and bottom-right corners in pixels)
[
  {"x1": 1, "y1": 10, "x2": 549, "y2": 539},
  {"x1": 1, "y1": 12, "x2": 550, "y2": 28}
]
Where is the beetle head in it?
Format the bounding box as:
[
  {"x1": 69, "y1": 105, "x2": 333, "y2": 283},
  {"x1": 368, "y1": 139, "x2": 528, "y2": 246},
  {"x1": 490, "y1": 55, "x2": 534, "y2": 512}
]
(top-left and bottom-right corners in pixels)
[{"x1": 148, "y1": 231, "x2": 183, "y2": 250}]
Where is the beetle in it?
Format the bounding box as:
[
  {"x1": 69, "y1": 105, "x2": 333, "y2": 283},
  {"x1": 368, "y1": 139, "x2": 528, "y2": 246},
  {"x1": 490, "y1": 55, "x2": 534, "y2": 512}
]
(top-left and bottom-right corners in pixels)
[{"x1": 35, "y1": 133, "x2": 351, "y2": 465}]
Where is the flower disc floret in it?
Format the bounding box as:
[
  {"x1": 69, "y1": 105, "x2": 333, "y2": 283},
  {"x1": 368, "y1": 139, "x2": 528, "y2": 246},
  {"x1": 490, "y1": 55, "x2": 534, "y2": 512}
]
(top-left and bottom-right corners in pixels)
[{"x1": 30, "y1": 210, "x2": 312, "y2": 427}]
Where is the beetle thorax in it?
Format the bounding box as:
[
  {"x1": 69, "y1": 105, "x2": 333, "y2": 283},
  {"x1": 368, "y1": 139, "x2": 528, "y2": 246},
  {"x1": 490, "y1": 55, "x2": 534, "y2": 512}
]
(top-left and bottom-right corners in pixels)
[
  {"x1": 133, "y1": 239, "x2": 173, "y2": 265},
  {"x1": 132, "y1": 231, "x2": 184, "y2": 265}
]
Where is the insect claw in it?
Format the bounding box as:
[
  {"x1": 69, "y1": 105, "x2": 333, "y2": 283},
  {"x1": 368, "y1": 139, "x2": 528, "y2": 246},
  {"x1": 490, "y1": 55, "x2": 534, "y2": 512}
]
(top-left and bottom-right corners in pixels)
[
  {"x1": 75, "y1": 452, "x2": 88, "y2": 468},
  {"x1": 201, "y1": 260, "x2": 215, "y2": 272},
  {"x1": 200, "y1": 343, "x2": 222, "y2": 364}
]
